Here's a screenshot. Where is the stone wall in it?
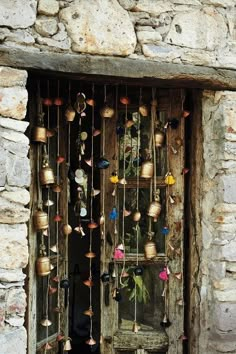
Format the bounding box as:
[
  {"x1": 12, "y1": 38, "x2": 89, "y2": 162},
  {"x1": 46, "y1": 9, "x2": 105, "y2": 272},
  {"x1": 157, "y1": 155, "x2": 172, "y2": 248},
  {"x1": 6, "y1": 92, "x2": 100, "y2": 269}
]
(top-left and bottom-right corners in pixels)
[
  {"x1": 0, "y1": 67, "x2": 29, "y2": 353},
  {"x1": 201, "y1": 91, "x2": 236, "y2": 353},
  {"x1": 0, "y1": 0, "x2": 235, "y2": 70}
]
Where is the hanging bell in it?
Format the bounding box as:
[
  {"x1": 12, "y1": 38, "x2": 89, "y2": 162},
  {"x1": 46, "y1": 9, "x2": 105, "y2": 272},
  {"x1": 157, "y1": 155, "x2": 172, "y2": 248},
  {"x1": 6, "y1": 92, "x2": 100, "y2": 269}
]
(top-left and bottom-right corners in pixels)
[
  {"x1": 43, "y1": 98, "x2": 53, "y2": 106},
  {"x1": 85, "y1": 251, "x2": 96, "y2": 259},
  {"x1": 96, "y1": 157, "x2": 110, "y2": 169},
  {"x1": 86, "y1": 337, "x2": 96, "y2": 346},
  {"x1": 42, "y1": 342, "x2": 52, "y2": 351},
  {"x1": 100, "y1": 104, "x2": 115, "y2": 119},
  {"x1": 110, "y1": 172, "x2": 119, "y2": 184},
  {"x1": 112, "y1": 287, "x2": 122, "y2": 302},
  {"x1": 33, "y1": 210, "x2": 49, "y2": 230},
  {"x1": 32, "y1": 126, "x2": 47, "y2": 143},
  {"x1": 165, "y1": 172, "x2": 176, "y2": 185},
  {"x1": 154, "y1": 130, "x2": 165, "y2": 148},
  {"x1": 144, "y1": 239, "x2": 157, "y2": 260},
  {"x1": 40, "y1": 166, "x2": 55, "y2": 186},
  {"x1": 120, "y1": 96, "x2": 130, "y2": 105},
  {"x1": 52, "y1": 184, "x2": 62, "y2": 193},
  {"x1": 119, "y1": 177, "x2": 127, "y2": 185},
  {"x1": 40, "y1": 317, "x2": 52, "y2": 327},
  {"x1": 134, "y1": 266, "x2": 143, "y2": 276},
  {"x1": 50, "y1": 244, "x2": 58, "y2": 253},
  {"x1": 36, "y1": 256, "x2": 51, "y2": 276},
  {"x1": 88, "y1": 220, "x2": 98, "y2": 229},
  {"x1": 133, "y1": 211, "x2": 141, "y2": 222},
  {"x1": 160, "y1": 314, "x2": 172, "y2": 328},
  {"x1": 49, "y1": 285, "x2": 57, "y2": 295},
  {"x1": 83, "y1": 278, "x2": 94, "y2": 287},
  {"x1": 64, "y1": 338, "x2": 72, "y2": 351},
  {"x1": 84, "y1": 307, "x2": 94, "y2": 317},
  {"x1": 62, "y1": 224, "x2": 72, "y2": 235},
  {"x1": 86, "y1": 98, "x2": 95, "y2": 106},
  {"x1": 101, "y1": 272, "x2": 110, "y2": 283},
  {"x1": 54, "y1": 97, "x2": 64, "y2": 106},
  {"x1": 147, "y1": 201, "x2": 161, "y2": 219},
  {"x1": 93, "y1": 129, "x2": 101, "y2": 137},
  {"x1": 132, "y1": 321, "x2": 140, "y2": 333},
  {"x1": 140, "y1": 161, "x2": 154, "y2": 179},
  {"x1": 99, "y1": 214, "x2": 105, "y2": 225},
  {"x1": 139, "y1": 104, "x2": 149, "y2": 117},
  {"x1": 44, "y1": 199, "x2": 54, "y2": 207},
  {"x1": 65, "y1": 105, "x2": 76, "y2": 122}
]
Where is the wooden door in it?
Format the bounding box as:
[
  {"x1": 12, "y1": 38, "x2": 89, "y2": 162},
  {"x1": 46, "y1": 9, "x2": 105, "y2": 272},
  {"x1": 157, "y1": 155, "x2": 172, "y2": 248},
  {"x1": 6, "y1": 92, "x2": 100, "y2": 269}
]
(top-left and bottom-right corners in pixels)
[{"x1": 100, "y1": 89, "x2": 185, "y2": 354}]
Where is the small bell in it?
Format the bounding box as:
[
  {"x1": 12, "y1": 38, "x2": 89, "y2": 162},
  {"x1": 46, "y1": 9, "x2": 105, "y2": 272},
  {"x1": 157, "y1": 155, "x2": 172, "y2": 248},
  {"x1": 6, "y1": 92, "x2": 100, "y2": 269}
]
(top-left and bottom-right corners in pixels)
[
  {"x1": 165, "y1": 172, "x2": 176, "y2": 185},
  {"x1": 110, "y1": 172, "x2": 119, "y2": 184},
  {"x1": 182, "y1": 167, "x2": 190, "y2": 175},
  {"x1": 132, "y1": 321, "x2": 140, "y2": 333},
  {"x1": 44, "y1": 199, "x2": 54, "y2": 207},
  {"x1": 140, "y1": 161, "x2": 154, "y2": 179},
  {"x1": 154, "y1": 130, "x2": 165, "y2": 148},
  {"x1": 96, "y1": 157, "x2": 110, "y2": 169},
  {"x1": 74, "y1": 225, "x2": 85, "y2": 237},
  {"x1": 65, "y1": 104, "x2": 76, "y2": 122},
  {"x1": 56, "y1": 155, "x2": 65, "y2": 164},
  {"x1": 40, "y1": 163, "x2": 55, "y2": 186},
  {"x1": 86, "y1": 337, "x2": 96, "y2": 346},
  {"x1": 54, "y1": 214, "x2": 62, "y2": 222},
  {"x1": 100, "y1": 105, "x2": 115, "y2": 119},
  {"x1": 170, "y1": 145, "x2": 178, "y2": 154},
  {"x1": 91, "y1": 188, "x2": 100, "y2": 197},
  {"x1": 43, "y1": 98, "x2": 53, "y2": 106},
  {"x1": 84, "y1": 158, "x2": 92, "y2": 167},
  {"x1": 169, "y1": 195, "x2": 175, "y2": 204},
  {"x1": 64, "y1": 338, "x2": 72, "y2": 351},
  {"x1": 101, "y1": 272, "x2": 110, "y2": 283},
  {"x1": 83, "y1": 278, "x2": 94, "y2": 287},
  {"x1": 93, "y1": 129, "x2": 101, "y2": 136},
  {"x1": 50, "y1": 244, "x2": 58, "y2": 253},
  {"x1": 46, "y1": 129, "x2": 55, "y2": 138},
  {"x1": 160, "y1": 314, "x2": 172, "y2": 328},
  {"x1": 52, "y1": 184, "x2": 62, "y2": 193},
  {"x1": 49, "y1": 285, "x2": 57, "y2": 295},
  {"x1": 134, "y1": 266, "x2": 143, "y2": 276},
  {"x1": 144, "y1": 239, "x2": 157, "y2": 260},
  {"x1": 33, "y1": 210, "x2": 49, "y2": 230},
  {"x1": 62, "y1": 224, "x2": 72, "y2": 236},
  {"x1": 54, "y1": 97, "x2": 64, "y2": 106},
  {"x1": 32, "y1": 126, "x2": 47, "y2": 143},
  {"x1": 85, "y1": 251, "x2": 96, "y2": 259},
  {"x1": 123, "y1": 209, "x2": 131, "y2": 217},
  {"x1": 42, "y1": 342, "x2": 52, "y2": 350},
  {"x1": 182, "y1": 110, "x2": 190, "y2": 118},
  {"x1": 109, "y1": 207, "x2": 118, "y2": 220},
  {"x1": 99, "y1": 214, "x2": 105, "y2": 225},
  {"x1": 133, "y1": 210, "x2": 141, "y2": 222},
  {"x1": 161, "y1": 226, "x2": 169, "y2": 235},
  {"x1": 120, "y1": 96, "x2": 130, "y2": 105},
  {"x1": 174, "y1": 272, "x2": 182, "y2": 280},
  {"x1": 88, "y1": 220, "x2": 98, "y2": 229},
  {"x1": 147, "y1": 201, "x2": 161, "y2": 219},
  {"x1": 36, "y1": 256, "x2": 51, "y2": 276},
  {"x1": 112, "y1": 288, "x2": 122, "y2": 302},
  {"x1": 86, "y1": 98, "x2": 95, "y2": 106},
  {"x1": 139, "y1": 104, "x2": 149, "y2": 117},
  {"x1": 159, "y1": 267, "x2": 169, "y2": 281},
  {"x1": 113, "y1": 248, "x2": 124, "y2": 260},
  {"x1": 119, "y1": 177, "x2": 127, "y2": 185},
  {"x1": 40, "y1": 317, "x2": 52, "y2": 327},
  {"x1": 83, "y1": 307, "x2": 94, "y2": 317}
]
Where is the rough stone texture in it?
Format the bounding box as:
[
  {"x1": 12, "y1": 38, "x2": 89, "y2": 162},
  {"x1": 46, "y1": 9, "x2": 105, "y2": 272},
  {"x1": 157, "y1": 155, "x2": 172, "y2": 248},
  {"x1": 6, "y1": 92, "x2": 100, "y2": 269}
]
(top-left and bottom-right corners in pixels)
[
  {"x1": 0, "y1": 118, "x2": 29, "y2": 133},
  {"x1": 0, "y1": 327, "x2": 27, "y2": 354},
  {"x1": 0, "y1": 87, "x2": 28, "y2": 120},
  {"x1": 165, "y1": 9, "x2": 227, "y2": 51},
  {"x1": 200, "y1": 91, "x2": 236, "y2": 354},
  {"x1": 60, "y1": 0, "x2": 137, "y2": 56},
  {"x1": 6, "y1": 154, "x2": 30, "y2": 188},
  {"x1": 0, "y1": 0, "x2": 37, "y2": 29},
  {"x1": 35, "y1": 17, "x2": 58, "y2": 37},
  {"x1": 133, "y1": 0, "x2": 173, "y2": 15},
  {"x1": 0, "y1": 224, "x2": 28, "y2": 269},
  {"x1": 38, "y1": 0, "x2": 60, "y2": 16},
  {"x1": 0, "y1": 68, "x2": 27, "y2": 88}
]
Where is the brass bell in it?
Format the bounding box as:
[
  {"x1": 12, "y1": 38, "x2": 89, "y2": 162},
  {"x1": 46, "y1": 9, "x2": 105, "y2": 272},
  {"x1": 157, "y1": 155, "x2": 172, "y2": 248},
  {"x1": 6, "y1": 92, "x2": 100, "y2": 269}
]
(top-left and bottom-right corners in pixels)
[
  {"x1": 36, "y1": 256, "x2": 51, "y2": 276},
  {"x1": 83, "y1": 307, "x2": 94, "y2": 317},
  {"x1": 86, "y1": 337, "x2": 96, "y2": 346},
  {"x1": 40, "y1": 166, "x2": 55, "y2": 186},
  {"x1": 64, "y1": 338, "x2": 72, "y2": 351},
  {"x1": 140, "y1": 161, "x2": 154, "y2": 179},
  {"x1": 32, "y1": 126, "x2": 47, "y2": 143},
  {"x1": 144, "y1": 239, "x2": 157, "y2": 259},
  {"x1": 65, "y1": 105, "x2": 76, "y2": 122},
  {"x1": 147, "y1": 201, "x2": 161, "y2": 219},
  {"x1": 62, "y1": 224, "x2": 72, "y2": 235},
  {"x1": 100, "y1": 105, "x2": 115, "y2": 119},
  {"x1": 154, "y1": 130, "x2": 165, "y2": 148},
  {"x1": 33, "y1": 210, "x2": 49, "y2": 230},
  {"x1": 139, "y1": 104, "x2": 149, "y2": 117},
  {"x1": 40, "y1": 317, "x2": 52, "y2": 327},
  {"x1": 133, "y1": 211, "x2": 141, "y2": 222}
]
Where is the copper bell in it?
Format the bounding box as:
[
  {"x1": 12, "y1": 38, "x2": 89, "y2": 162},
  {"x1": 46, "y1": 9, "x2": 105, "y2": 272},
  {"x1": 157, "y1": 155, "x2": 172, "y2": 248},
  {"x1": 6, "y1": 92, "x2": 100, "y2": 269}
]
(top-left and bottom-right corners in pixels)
[
  {"x1": 65, "y1": 105, "x2": 76, "y2": 122},
  {"x1": 64, "y1": 338, "x2": 72, "y2": 351},
  {"x1": 140, "y1": 161, "x2": 154, "y2": 179},
  {"x1": 144, "y1": 239, "x2": 157, "y2": 260},
  {"x1": 154, "y1": 130, "x2": 165, "y2": 148},
  {"x1": 100, "y1": 105, "x2": 115, "y2": 119},
  {"x1": 36, "y1": 256, "x2": 51, "y2": 276},
  {"x1": 84, "y1": 307, "x2": 94, "y2": 317},
  {"x1": 33, "y1": 210, "x2": 49, "y2": 230},
  {"x1": 85, "y1": 251, "x2": 96, "y2": 259},
  {"x1": 32, "y1": 126, "x2": 47, "y2": 143},
  {"x1": 147, "y1": 201, "x2": 161, "y2": 219},
  {"x1": 86, "y1": 337, "x2": 96, "y2": 346},
  {"x1": 40, "y1": 165, "x2": 55, "y2": 186}
]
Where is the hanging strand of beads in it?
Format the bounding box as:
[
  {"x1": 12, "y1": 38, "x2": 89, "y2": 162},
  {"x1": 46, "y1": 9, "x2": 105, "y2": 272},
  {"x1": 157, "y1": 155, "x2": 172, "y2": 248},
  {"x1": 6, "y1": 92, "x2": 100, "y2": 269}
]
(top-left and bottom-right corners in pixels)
[
  {"x1": 86, "y1": 83, "x2": 96, "y2": 347},
  {"x1": 114, "y1": 85, "x2": 119, "y2": 287}
]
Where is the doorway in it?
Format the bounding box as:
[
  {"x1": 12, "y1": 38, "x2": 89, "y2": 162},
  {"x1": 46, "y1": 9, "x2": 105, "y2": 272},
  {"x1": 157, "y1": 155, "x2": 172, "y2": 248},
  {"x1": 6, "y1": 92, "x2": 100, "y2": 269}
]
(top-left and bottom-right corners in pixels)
[{"x1": 27, "y1": 75, "x2": 192, "y2": 354}]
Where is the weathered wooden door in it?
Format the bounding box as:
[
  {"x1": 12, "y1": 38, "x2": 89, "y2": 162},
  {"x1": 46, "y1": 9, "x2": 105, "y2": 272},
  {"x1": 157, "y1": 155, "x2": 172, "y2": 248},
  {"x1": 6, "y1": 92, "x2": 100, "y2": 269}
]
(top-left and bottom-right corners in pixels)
[{"x1": 100, "y1": 89, "x2": 185, "y2": 354}]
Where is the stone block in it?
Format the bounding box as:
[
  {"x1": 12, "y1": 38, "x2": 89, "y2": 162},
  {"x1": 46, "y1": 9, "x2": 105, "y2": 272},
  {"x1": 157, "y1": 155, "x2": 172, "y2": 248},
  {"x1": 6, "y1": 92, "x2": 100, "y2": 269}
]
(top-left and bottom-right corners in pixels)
[
  {"x1": 137, "y1": 30, "x2": 162, "y2": 44},
  {"x1": 214, "y1": 289, "x2": 236, "y2": 302},
  {"x1": 165, "y1": 9, "x2": 227, "y2": 51},
  {"x1": 202, "y1": 0, "x2": 236, "y2": 6},
  {"x1": 60, "y1": 0, "x2": 136, "y2": 56},
  {"x1": 0, "y1": 87, "x2": 28, "y2": 120},
  {"x1": 133, "y1": 0, "x2": 173, "y2": 15},
  {"x1": 0, "y1": 0, "x2": 37, "y2": 29},
  {"x1": 35, "y1": 17, "x2": 58, "y2": 37},
  {"x1": 0, "y1": 68, "x2": 27, "y2": 88},
  {"x1": 0, "y1": 147, "x2": 7, "y2": 187},
  {"x1": 1, "y1": 188, "x2": 30, "y2": 206},
  {"x1": 0, "y1": 127, "x2": 29, "y2": 145},
  {"x1": 6, "y1": 154, "x2": 30, "y2": 187},
  {"x1": 0, "y1": 138, "x2": 29, "y2": 158},
  {"x1": 6, "y1": 288, "x2": 26, "y2": 316},
  {"x1": 213, "y1": 278, "x2": 236, "y2": 291},
  {"x1": 0, "y1": 224, "x2": 28, "y2": 269},
  {"x1": 5, "y1": 30, "x2": 35, "y2": 45},
  {"x1": 0, "y1": 327, "x2": 27, "y2": 354},
  {"x1": 220, "y1": 175, "x2": 236, "y2": 203},
  {"x1": 0, "y1": 117, "x2": 29, "y2": 133},
  {"x1": 0, "y1": 196, "x2": 30, "y2": 224},
  {"x1": 36, "y1": 36, "x2": 71, "y2": 51},
  {"x1": 142, "y1": 44, "x2": 181, "y2": 61},
  {"x1": 118, "y1": 0, "x2": 136, "y2": 10},
  {"x1": 0, "y1": 269, "x2": 25, "y2": 283},
  {"x1": 214, "y1": 302, "x2": 236, "y2": 334},
  {"x1": 38, "y1": 0, "x2": 59, "y2": 16}
]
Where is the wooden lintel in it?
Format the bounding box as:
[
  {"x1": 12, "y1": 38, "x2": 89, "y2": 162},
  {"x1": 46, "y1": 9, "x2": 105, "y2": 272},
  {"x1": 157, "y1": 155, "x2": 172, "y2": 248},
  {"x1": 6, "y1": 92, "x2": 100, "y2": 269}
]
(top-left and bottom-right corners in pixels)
[
  {"x1": 113, "y1": 330, "x2": 169, "y2": 350},
  {"x1": 0, "y1": 46, "x2": 236, "y2": 90}
]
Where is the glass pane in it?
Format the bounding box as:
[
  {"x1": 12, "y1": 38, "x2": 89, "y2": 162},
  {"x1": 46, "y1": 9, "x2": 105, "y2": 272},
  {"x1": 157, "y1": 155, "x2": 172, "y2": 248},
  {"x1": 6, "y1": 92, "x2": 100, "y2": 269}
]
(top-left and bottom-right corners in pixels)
[
  {"x1": 118, "y1": 188, "x2": 166, "y2": 254},
  {"x1": 118, "y1": 264, "x2": 165, "y2": 331}
]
